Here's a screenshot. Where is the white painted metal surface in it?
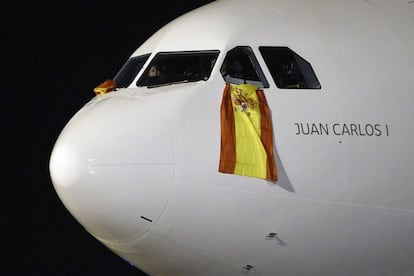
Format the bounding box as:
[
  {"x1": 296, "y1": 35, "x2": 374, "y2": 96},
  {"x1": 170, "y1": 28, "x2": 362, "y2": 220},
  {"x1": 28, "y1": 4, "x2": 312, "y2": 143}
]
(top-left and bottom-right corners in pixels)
[{"x1": 50, "y1": 0, "x2": 414, "y2": 275}]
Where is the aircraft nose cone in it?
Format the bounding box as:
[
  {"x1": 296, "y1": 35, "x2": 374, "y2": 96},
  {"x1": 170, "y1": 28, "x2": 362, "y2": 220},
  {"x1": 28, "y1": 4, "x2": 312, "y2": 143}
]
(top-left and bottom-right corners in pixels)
[{"x1": 49, "y1": 97, "x2": 174, "y2": 242}]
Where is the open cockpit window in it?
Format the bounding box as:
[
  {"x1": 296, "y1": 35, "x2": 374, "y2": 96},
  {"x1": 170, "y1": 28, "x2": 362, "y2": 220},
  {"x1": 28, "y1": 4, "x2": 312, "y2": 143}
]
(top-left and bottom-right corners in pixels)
[
  {"x1": 220, "y1": 46, "x2": 269, "y2": 88},
  {"x1": 137, "y1": 50, "x2": 219, "y2": 87},
  {"x1": 259, "y1": 47, "x2": 321, "y2": 89},
  {"x1": 114, "y1": 54, "x2": 150, "y2": 88}
]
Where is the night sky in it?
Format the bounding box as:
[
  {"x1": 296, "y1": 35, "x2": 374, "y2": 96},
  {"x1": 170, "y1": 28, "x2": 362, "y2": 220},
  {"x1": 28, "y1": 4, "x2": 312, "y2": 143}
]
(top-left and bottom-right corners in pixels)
[{"x1": 5, "y1": 1, "x2": 214, "y2": 275}]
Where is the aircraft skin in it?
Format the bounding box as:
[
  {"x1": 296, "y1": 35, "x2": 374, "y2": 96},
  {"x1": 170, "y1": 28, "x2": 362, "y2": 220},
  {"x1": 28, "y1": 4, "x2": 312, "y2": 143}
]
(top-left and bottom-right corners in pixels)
[{"x1": 49, "y1": 0, "x2": 414, "y2": 275}]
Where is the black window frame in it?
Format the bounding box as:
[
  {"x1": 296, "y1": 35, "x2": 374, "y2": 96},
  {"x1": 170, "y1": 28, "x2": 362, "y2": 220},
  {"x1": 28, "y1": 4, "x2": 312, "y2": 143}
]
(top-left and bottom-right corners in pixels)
[
  {"x1": 220, "y1": 46, "x2": 269, "y2": 88},
  {"x1": 114, "y1": 54, "x2": 151, "y2": 89},
  {"x1": 259, "y1": 46, "x2": 321, "y2": 90},
  {"x1": 136, "y1": 50, "x2": 220, "y2": 88}
]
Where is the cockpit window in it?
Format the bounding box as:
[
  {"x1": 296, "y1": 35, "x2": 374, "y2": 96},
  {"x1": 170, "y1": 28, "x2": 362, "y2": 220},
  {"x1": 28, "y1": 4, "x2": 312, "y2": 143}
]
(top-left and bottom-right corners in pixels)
[
  {"x1": 114, "y1": 54, "x2": 150, "y2": 88},
  {"x1": 137, "y1": 50, "x2": 219, "y2": 87},
  {"x1": 259, "y1": 47, "x2": 321, "y2": 89},
  {"x1": 220, "y1": 46, "x2": 269, "y2": 88}
]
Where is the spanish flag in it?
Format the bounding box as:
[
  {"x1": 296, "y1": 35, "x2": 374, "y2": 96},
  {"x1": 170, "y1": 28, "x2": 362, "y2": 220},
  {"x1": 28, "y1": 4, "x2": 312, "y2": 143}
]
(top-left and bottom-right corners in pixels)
[{"x1": 219, "y1": 83, "x2": 278, "y2": 181}]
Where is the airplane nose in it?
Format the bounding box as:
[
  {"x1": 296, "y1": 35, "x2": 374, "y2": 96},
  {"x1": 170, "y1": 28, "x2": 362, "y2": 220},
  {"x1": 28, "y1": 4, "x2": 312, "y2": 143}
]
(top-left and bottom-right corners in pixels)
[{"x1": 49, "y1": 96, "x2": 174, "y2": 242}]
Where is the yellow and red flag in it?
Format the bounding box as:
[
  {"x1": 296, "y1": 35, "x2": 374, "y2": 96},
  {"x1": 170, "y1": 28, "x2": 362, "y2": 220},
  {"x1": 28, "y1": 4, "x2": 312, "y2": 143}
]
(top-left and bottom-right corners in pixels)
[{"x1": 219, "y1": 83, "x2": 278, "y2": 181}]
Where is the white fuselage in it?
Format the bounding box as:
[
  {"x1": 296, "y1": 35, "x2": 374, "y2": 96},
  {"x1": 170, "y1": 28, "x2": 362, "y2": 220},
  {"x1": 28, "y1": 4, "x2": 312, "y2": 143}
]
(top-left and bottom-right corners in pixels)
[{"x1": 49, "y1": 0, "x2": 414, "y2": 275}]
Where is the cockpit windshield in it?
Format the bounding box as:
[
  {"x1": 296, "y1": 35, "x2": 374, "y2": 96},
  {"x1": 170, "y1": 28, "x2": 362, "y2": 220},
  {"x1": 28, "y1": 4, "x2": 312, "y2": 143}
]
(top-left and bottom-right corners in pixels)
[
  {"x1": 220, "y1": 46, "x2": 269, "y2": 88},
  {"x1": 137, "y1": 50, "x2": 219, "y2": 87},
  {"x1": 114, "y1": 54, "x2": 150, "y2": 88}
]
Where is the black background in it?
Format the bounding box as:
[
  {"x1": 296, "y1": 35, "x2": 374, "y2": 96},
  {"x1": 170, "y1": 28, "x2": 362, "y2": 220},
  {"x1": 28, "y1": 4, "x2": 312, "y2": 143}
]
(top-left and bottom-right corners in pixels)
[{"x1": 4, "y1": 1, "x2": 214, "y2": 275}]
